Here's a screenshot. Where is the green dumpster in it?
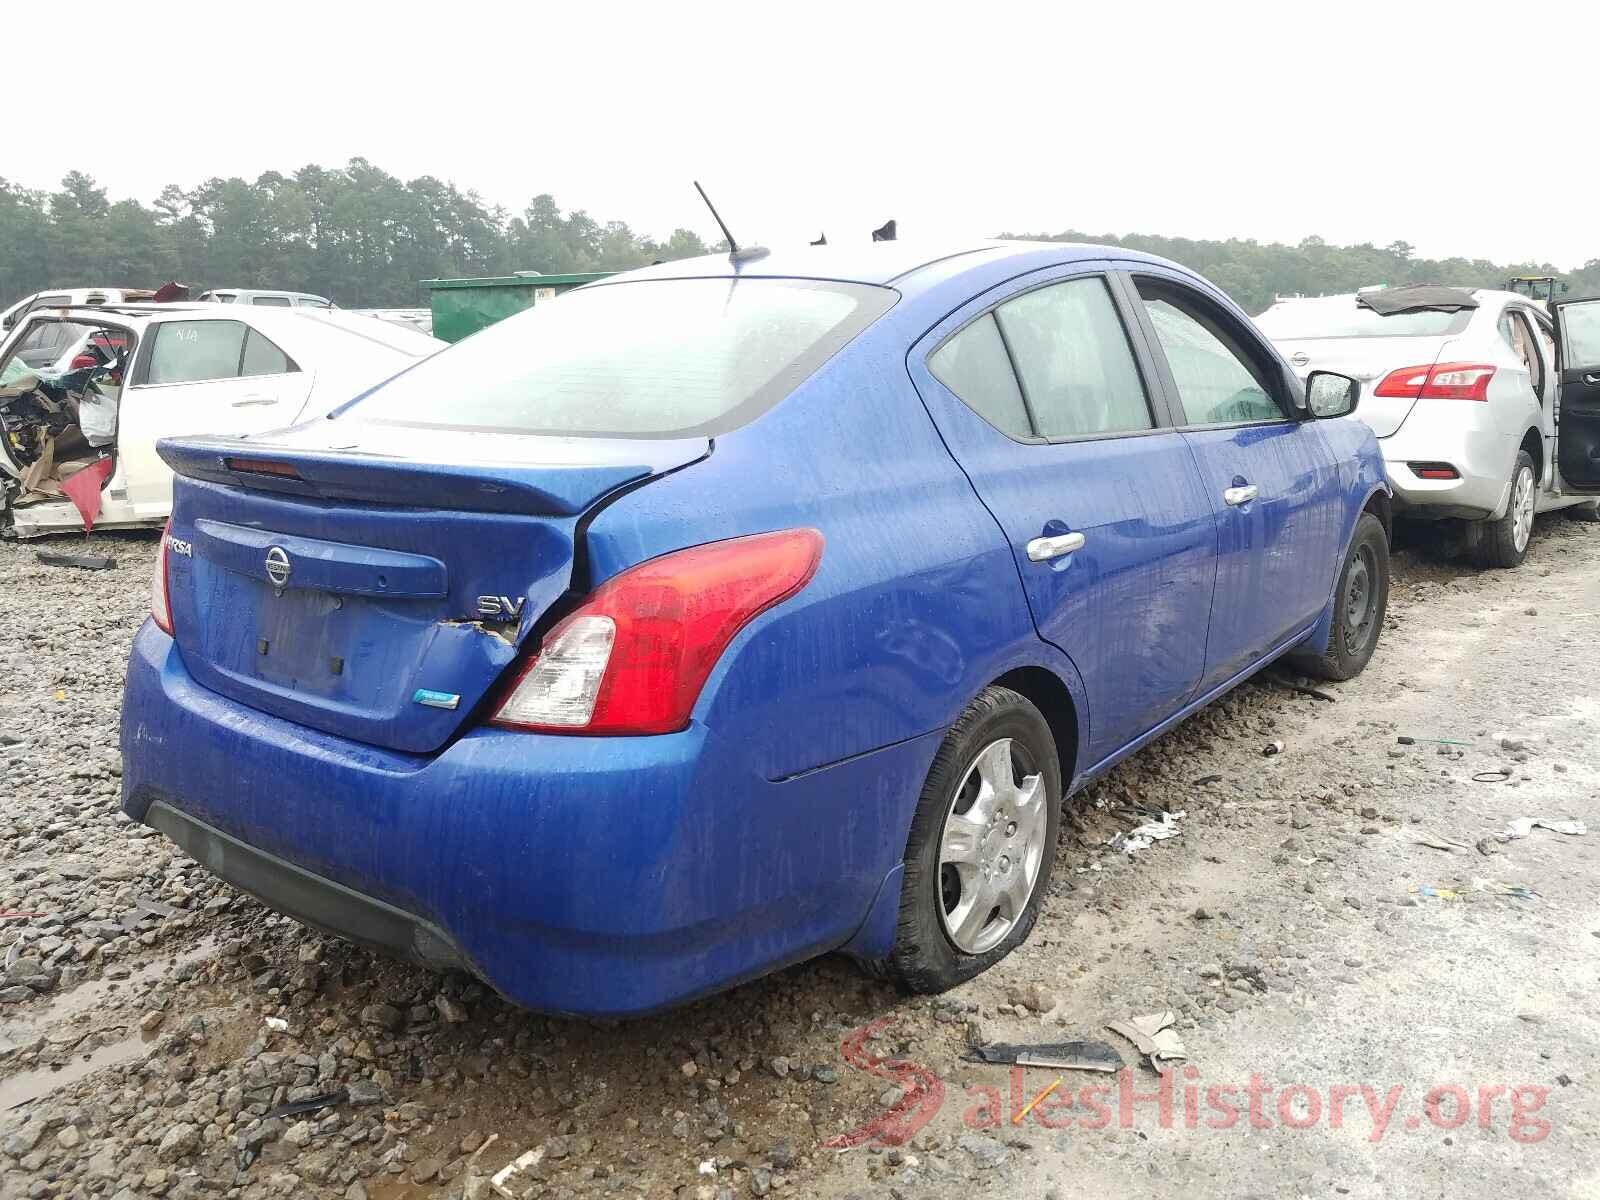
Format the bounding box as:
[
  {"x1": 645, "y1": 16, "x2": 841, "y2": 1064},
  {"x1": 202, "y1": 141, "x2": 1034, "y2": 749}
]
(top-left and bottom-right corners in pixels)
[{"x1": 420, "y1": 271, "x2": 614, "y2": 343}]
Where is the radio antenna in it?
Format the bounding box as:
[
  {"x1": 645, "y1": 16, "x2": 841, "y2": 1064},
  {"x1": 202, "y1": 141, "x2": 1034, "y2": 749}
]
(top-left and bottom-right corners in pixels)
[
  {"x1": 693, "y1": 181, "x2": 768, "y2": 263},
  {"x1": 695, "y1": 181, "x2": 740, "y2": 254}
]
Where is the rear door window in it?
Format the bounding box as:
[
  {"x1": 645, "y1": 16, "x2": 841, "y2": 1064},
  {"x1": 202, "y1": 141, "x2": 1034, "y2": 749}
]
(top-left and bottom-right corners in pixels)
[
  {"x1": 145, "y1": 321, "x2": 247, "y2": 385},
  {"x1": 928, "y1": 314, "x2": 1031, "y2": 438},
  {"x1": 993, "y1": 277, "x2": 1153, "y2": 439},
  {"x1": 241, "y1": 329, "x2": 297, "y2": 376},
  {"x1": 345, "y1": 277, "x2": 895, "y2": 437},
  {"x1": 250, "y1": 296, "x2": 294, "y2": 307}
]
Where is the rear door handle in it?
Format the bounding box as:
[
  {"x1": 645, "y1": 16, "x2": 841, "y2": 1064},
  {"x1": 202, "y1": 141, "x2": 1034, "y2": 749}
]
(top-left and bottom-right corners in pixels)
[
  {"x1": 231, "y1": 396, "x2": 278, "y2": 408},
  {"x1": 1584, "y1": 373, "x2": 1600, "y2": 386},
  {"x1": 1223, "y1": 484, "x2": 1259, "y2": 506},
  {"x1": 1026, "y1": 531, "x2": 1086, "y2": 561}
]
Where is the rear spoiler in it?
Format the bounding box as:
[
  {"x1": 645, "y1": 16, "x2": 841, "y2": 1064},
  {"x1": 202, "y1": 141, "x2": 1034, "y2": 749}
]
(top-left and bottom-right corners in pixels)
[{"x1": 158, "y1": 434, "x2": 710, "y2": 517}]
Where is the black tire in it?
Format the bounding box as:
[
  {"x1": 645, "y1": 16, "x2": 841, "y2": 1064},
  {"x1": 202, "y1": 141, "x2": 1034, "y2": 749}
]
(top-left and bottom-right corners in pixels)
[
  {"x1": 1472, "y1": 450, "x2": 1537, "y2": 569},
  {"x1": 1287, "y1": 512, "x2": 1389, "y2": 682},
  {"x1": 882, "y1": 686, "x2": 1062, "y2": 993}
]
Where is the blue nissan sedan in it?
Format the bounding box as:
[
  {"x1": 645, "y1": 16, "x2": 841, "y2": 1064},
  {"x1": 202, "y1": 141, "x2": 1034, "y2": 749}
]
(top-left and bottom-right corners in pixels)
[{"x1": 121, "y1": 241, "x2": 1390, "y2": 1016}]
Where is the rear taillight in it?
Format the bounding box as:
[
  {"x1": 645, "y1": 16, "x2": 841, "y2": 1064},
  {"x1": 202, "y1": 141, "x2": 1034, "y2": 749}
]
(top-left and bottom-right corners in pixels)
[
  {"x1": 491, "y1": 528, "x2": 824, "y2": 735},
  {"x1": 151, "y1": 520, "x2": 174, "y2": 635},
  {"x1": 1374, "y1": 361, "x2": 1496, "y2": 402},
  {"x1": 69, "y1": 353, "x2": 97, "y2": 370}
]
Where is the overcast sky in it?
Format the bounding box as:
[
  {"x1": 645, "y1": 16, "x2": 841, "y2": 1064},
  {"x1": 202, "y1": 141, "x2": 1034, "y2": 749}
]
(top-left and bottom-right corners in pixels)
[{"x1": 8, "y1": 1, "x2": 1595, "y2": 267}]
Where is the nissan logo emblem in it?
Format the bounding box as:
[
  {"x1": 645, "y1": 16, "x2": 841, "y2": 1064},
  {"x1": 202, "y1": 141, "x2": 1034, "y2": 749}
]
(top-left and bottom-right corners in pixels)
[
  {"x1": 265, "y1": 546, "x2": 292, "y2": 588},
  {"x1": 1290, "y1": 351, "x2": 1310, "y2": 368}
]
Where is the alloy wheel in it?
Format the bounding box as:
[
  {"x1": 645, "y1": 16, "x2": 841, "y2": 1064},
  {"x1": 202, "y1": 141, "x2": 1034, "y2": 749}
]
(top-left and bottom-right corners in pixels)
[
  {"x1": 1511, "y1": 465, "x2": 1535, "y2": 553},
  {"x1": 937, "y1": 738, "x2": 1047, "y2": 955}
]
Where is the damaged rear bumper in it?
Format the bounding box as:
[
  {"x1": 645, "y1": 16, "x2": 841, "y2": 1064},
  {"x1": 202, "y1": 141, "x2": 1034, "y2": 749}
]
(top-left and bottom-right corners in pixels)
[{"x1": 120, "y1": 621, "x2": 931, "y2": 1017}]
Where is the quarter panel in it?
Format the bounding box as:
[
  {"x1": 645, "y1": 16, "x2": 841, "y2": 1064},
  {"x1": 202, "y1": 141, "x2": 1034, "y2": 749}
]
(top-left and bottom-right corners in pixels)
[{"x1": 582, "y1": 310, "x2": 1054, "y2": 783}]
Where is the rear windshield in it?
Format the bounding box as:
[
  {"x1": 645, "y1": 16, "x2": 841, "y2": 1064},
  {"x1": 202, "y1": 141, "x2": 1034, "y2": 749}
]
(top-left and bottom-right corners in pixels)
[
  {"x1": 1256, "y1": 302, "x2": 1474, "y2": 340},
  {"x1": 342, "y1": 277, "x2": 895, "y2": 437}
]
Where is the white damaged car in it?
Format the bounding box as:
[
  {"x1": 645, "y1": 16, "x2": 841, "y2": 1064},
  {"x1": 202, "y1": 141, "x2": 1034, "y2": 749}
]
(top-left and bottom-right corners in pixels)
[
  {"x1": 1257, "y1": 286, "x2": 1600, "y2": 567},
  {"x1": 1, "y1": 304, "x2": 442, "y2": 538}
]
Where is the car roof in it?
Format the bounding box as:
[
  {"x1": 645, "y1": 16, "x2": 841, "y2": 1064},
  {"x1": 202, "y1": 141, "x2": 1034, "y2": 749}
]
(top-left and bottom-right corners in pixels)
[{"x1": 607, "y1": 239, "x2": 1165, "y2": 291}]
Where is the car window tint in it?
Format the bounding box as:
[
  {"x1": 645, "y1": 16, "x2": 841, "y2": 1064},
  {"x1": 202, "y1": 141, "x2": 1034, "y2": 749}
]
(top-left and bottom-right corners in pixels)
[
  {"x1": 251, "y1": 296, "x2": 293, "y2": 307},
  {"x1": 147, "y1": 321, "x2": 246, "y2": 385},
  {"x1": 928, "y1": 313, "x2": 1031, "y2": 438},
  {"x1": 35, "y1": 295, "x2": 70, "y2": 308},
  {"x1": 294, "y1": 297, "x2": 331, "y2": 308},
  {"x1": 994, "y1": 278, "x2": 1152, "y2": 438},
  {"x1": 241, "y1": 329, "x2": 296, "y2": 376},
  {"x1": 1142, "y1": 293, "x2": 1282, "y2": 425}
]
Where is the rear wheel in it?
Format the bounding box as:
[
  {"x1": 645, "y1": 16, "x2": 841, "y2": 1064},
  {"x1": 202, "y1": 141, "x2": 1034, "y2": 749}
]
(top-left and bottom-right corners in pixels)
[
  {"x1": 883, "y1": 687, "x2": 1061, "y2": 993},
  {"x1": 1287, "y1": 512, "x2": 1389, "y2": 682},
  {"x1": 1473, "y1": 451, "x2": 1537, "y2": 568}
]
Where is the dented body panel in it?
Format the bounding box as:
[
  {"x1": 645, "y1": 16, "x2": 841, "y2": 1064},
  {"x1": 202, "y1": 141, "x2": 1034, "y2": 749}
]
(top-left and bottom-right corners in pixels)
[{"x1": 121, "y1": 241, "x2": 1390, "y2": 1016}]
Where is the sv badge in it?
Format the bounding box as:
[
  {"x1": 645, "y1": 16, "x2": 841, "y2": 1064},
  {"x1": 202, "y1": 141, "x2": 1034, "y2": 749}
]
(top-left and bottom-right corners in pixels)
[{"x1": 476, "y1": 595, "x2": 526, "y2": 620}]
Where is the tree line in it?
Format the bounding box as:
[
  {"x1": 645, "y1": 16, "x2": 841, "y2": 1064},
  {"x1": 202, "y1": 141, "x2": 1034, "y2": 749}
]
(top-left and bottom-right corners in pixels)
[
  {"x1": 1004, "y1": 228, "x2": 1600, "y2": 315},
  {"x1": 0, "y1": 161, "x2": 715, "y2": 309},
  {"x1": 3, "y1": 159, "x2": 1598, "y2": 313}
]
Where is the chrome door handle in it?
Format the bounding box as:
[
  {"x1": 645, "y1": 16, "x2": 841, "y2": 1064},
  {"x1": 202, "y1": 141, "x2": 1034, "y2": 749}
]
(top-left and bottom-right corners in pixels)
[
  {"x1": 1584, "y1": 373, "x2": 1600, "y2": 386},
  {"x1": 1223, "y1": 484, "x2": 1258, "y2": 506},
  {"x1": 1026, "y1": 531, "x2": 1086, "y2": 561},
  {"x1": 231, "y1": 395, "x2": 277, "y2": 408}
]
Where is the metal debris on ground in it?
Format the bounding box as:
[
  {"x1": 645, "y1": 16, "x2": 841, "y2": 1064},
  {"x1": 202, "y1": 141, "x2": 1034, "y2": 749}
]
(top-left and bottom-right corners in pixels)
[
  {"x1": 1110, "y1": 810, "x2": 1185, "y2": 854},
  {"x1": 1410, "y1": 881, "x2": 1538, "y2": 902},
  {"x1": 966, "y1": 1040, "x2": 1123, "y2": 1073},
  {"x1": 1397, "y1": 735, "x2": 1471, "y2": 746},
  {"x1": 1405, "y1": 832, "x2": 1472, "y2": 852},
  {"x1": 34, "y1": 550, "x2": 116, "y2": 570},
  {"x1": 1105, "y1": 1010, "x2": 1186, "y2": 1071},
  {"x1": 1267, "y1": 676, "x2": 1338, "y2": 702},
  {"x1": 1262, "y1": 740, "x2": 1285, "y2": 756},
  {"x1": 1190, "y1": 773, "x2": 1223, "y2": 786},
  {"x1": 1472, "y1": 768, "x2": 1514, "y2": 783},
  {"x1": 1503, "y1": 817, "x2": 1586, "y2": 839},
  {"x1": 262, "y1": 1089, "x2": 347, "y2": 1121}
]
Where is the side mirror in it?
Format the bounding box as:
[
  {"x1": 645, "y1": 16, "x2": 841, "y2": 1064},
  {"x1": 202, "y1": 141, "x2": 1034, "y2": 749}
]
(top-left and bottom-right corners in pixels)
[{"x1": 1306, "y1": 370, "x2": 1360, "y2": 419}]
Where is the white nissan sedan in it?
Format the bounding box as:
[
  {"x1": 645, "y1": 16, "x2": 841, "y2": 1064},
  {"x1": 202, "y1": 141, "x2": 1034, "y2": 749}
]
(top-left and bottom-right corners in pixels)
[
  {"x1": 1, "y1": 304, "x2": 442, "y2": 538},
  {"x1": 1257, "y1": 286, "x2": 1600, "y2": 567}
]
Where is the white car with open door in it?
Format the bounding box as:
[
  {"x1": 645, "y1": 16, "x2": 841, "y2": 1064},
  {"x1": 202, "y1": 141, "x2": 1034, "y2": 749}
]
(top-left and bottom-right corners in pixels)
[
  {"x1": 0, "y1": 305, "x2": 442, "y2": 538},
  {"x1": 1552, "y1": 296, "x2": 1600, "y2": 504},
  {"x1": 1256, "y1": 286, "x2": 1600, "y2": 568}
]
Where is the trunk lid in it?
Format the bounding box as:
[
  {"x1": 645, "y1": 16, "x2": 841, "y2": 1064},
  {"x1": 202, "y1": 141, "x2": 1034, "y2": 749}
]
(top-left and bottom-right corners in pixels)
[
  {"x1": 1273, "y1": 335, "x2": 1455, "y2": 438},
  {"x1": 159, "y1": 419, "x2": 708, "y2": 753}
]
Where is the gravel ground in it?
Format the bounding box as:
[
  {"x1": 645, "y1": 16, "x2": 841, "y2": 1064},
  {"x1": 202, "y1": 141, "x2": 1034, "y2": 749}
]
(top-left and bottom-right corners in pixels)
[{"x1": 1, "y1": 516, "x2": 1597, "y2": 1200}]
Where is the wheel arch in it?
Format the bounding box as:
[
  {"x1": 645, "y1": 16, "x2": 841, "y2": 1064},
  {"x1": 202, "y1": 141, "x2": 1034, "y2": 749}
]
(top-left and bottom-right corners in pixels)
[
  {"x1": 1520, "y1": 426, "x2": 1544, "y2": 486},
  {"x1": 1362, "y1": 487, "x2": 1392, "y2": 544},
  {"x1": 989, "y1": 664, "x2": 1080, "y2": 790}
]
